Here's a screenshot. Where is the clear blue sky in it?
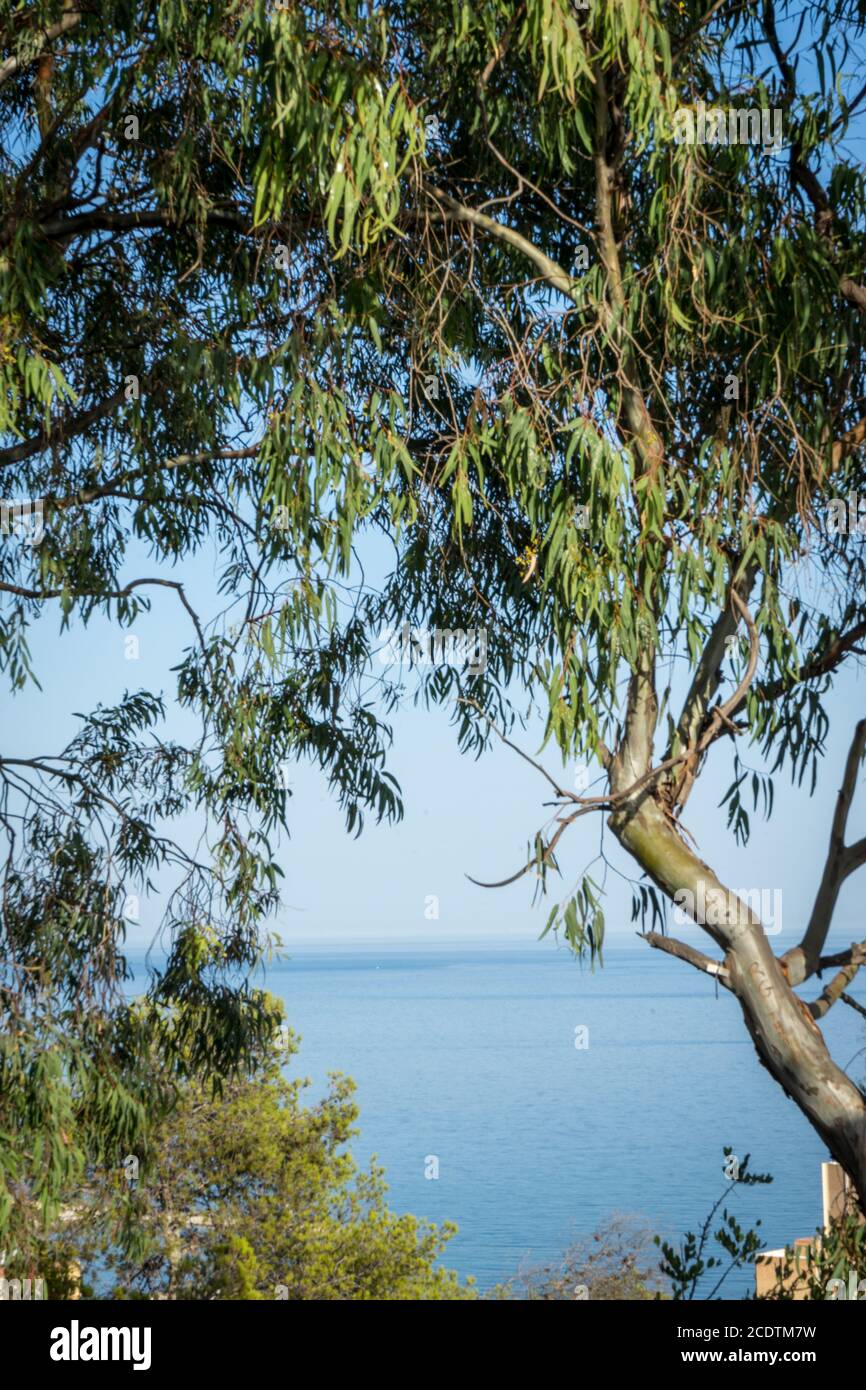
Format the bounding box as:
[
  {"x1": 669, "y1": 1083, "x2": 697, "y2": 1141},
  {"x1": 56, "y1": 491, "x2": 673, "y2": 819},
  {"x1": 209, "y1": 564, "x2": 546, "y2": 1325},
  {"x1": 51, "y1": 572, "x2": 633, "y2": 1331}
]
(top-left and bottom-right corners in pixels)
[{"x1": 7, "y1": 528, "x2": 866, "y2": 958}]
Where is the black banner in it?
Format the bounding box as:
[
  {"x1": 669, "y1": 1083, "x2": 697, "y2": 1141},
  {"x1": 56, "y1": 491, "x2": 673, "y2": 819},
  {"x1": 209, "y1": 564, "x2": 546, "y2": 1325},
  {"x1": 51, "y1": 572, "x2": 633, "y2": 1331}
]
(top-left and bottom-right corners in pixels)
[{"x1": 4, "y1": 1294, "x2": 861, "y2": 1377}]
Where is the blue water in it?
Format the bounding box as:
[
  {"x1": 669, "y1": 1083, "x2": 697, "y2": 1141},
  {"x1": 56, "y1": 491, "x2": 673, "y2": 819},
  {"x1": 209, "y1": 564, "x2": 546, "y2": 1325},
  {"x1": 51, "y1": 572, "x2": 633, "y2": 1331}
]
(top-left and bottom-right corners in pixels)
[{"x1": 130, "y1": 938, "x2": 865, "y2": 1296}]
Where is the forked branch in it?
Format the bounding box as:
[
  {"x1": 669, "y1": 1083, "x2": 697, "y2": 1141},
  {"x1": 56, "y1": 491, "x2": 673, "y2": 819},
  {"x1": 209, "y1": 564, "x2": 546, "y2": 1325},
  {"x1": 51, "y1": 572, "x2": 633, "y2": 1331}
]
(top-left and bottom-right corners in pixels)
[{"x1": 783, "y1": 720, "x2": 866, "y2": 986}]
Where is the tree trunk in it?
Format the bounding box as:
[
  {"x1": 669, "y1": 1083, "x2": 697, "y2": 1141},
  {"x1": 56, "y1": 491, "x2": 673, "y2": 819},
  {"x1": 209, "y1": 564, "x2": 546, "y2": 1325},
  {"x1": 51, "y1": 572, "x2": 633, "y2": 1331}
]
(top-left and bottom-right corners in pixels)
[{"x1": 609, "y1": 792, "x2": 866, "y2": 1212}]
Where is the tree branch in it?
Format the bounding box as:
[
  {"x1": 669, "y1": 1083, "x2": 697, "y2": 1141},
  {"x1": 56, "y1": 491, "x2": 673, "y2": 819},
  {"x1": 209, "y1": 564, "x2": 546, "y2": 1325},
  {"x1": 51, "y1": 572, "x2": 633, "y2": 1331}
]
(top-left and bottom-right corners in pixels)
[
  {"x1": 640, "y1": 930, "x2": 731, "y2": 985},
  {"x1": 756, "y1": 620, "x2": 866, "y2": 704},
  {"x1": 0, "y1": 386, "x2": 126, "y2": 468},
  {"x1": 665, "y1": 590, "x2": 759, "y2": 813},
  {"x1": 0, "y1": 7, "x2": 82, "y2": 88},
  {"x1": 0, "y1": 576, "x2": 207, "y2": 653},
  {"x1": 420, "y1": 186, "x2": 577, "y2": 300},
  {"x1": 818, "y1": 942, "x2": 866, "y2": 971},
  {"x1": 44, "y1": 443, "x2": 262, "y2": 510},
  {"x1": 665, "y1": 569, "x2": 758, "y2": 775},
  {"x1": 808, "y1": 943, "x2": 866, "y2": 1019},
  {"x1": 831, "y1": 415, "x2": 866, "y2": 469},
  {"x1": 841, "y1": 991, "x2": 866, "y2": 1022},
  {"x1": 591, "y1": 67, "x2": 665, "y2": 483},
  {"x1": 37, "y1": 204, "x2": 249, "y2": 241},
  {"x1": 782, "y1": 721, "x2": 866, "y2": 985}
]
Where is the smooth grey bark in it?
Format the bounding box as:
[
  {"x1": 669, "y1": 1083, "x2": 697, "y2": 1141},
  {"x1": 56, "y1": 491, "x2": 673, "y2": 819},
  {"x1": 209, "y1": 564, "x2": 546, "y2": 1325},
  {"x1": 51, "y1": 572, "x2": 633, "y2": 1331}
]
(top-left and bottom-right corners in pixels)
[{"x1": 609, "y1": 790, "x2": 866, "y2": 1213}]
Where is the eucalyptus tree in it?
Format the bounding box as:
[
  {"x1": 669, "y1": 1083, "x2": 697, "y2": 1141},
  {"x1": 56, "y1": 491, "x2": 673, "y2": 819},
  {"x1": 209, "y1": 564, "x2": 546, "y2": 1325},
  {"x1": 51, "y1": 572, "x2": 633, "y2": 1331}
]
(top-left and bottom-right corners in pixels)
[
  {"x1": 4, "y1": 0, "x2": 866, "y2": 1261},
  {"x1": 250, "y1": 0, "x2": 866, "y2": 1204}
]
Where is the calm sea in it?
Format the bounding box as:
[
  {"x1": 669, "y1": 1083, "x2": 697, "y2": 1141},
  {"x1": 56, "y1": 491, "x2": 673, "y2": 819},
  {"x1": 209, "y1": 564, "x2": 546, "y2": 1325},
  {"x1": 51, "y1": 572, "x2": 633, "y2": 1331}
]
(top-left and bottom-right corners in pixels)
[{"x1": 130, "y1": 938, "x2": 865, "y2": 1297}]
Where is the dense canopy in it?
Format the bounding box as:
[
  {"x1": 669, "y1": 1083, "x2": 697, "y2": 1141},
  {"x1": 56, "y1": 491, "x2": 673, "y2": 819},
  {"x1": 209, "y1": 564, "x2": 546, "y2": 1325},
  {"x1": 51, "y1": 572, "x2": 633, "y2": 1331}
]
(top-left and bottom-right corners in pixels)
[{"x1": 2, "y1": 0, "x2": 866, "y2": 1249}]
